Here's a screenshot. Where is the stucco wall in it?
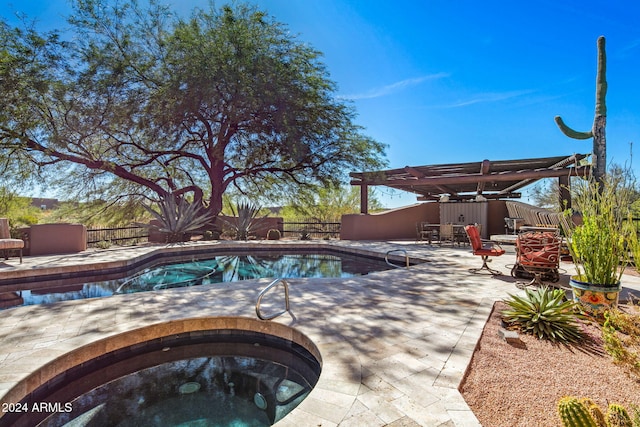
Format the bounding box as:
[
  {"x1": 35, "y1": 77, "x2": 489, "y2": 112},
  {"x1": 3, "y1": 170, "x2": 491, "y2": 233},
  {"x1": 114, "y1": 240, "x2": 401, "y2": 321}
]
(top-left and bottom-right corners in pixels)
[
  {"x1": 340, "y1": 203, "x2": 439, "y2": 240},
  {"x1": 23, "y1": 223, "x2": 87, "y2": 256},
  {"x1": 340, "y1": 200, "x2": 509, "y2": 240}
]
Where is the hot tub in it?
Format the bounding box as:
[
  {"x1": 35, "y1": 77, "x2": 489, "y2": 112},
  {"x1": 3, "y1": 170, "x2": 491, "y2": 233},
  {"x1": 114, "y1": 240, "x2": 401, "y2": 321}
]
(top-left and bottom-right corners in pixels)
[{"x1": 0, "y1": 318, "x2": 321, "y2": 427}]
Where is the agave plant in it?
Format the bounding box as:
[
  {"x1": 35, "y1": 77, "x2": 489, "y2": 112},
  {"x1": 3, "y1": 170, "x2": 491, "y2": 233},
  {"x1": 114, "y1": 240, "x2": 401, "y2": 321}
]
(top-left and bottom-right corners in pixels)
[
  {"x1": 223, "y1": 201, "x2": 267, "y2": 240},
  {"x1": 502, "y1": 286, "x2": 585, "y2": 343},
  {"x1": 143, "y1": 196, "x2": 212, "y2": 243}
]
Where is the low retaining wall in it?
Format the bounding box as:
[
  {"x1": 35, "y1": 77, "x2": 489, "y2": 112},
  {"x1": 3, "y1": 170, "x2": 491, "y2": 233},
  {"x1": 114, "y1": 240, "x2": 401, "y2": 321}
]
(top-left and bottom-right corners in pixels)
[
  {"x1": 22, "y1": 223, "x2": 87, "y2": 256},
  {"x1": 341, "y1": 203, "x2": 438, "y2": 240}
]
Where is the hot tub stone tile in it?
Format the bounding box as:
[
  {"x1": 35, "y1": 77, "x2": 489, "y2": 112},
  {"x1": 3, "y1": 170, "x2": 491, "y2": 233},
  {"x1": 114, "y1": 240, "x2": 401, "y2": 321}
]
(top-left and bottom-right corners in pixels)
[
  {"x1": 305, "y1": 387, "x2": 356, "y2": 410},
  {"x1": 357, "y1": 390, "x2": 405, "y2": 423},
  {"x1": 296, "y1": 395, "x2": 351, "y2": 424},
  {"x1": 341, "y1": 399, "x2": 384, "y2": 424},
  {"x1": 273, "y1": 410, "x2": 337, "y2": 427},
  {"x1": 448, "y1": 409, "x2": 482, "y2": 426},
  {"x1": 315, "y1": 378, "x2": 361, "y2": 397},
  {"x1": 360, "y1": 374, "x2": 404, "y2": 400},
  {"x1": 390, "y1": 395, "x2": 452, "y2": 427}
]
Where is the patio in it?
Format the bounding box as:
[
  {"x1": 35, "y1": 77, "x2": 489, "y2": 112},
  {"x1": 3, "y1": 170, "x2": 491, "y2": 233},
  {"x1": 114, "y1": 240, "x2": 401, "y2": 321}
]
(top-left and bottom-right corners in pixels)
[{"x1": 1, "y1": 240, "x2": 639, "y2": 426}]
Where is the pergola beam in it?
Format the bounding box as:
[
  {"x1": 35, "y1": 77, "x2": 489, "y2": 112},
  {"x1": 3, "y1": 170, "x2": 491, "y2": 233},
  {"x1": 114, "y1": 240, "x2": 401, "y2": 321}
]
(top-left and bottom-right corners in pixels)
[
  {"x1": 417, "y1": 192, "x2": 521, "y2": 201},
  {"x1": 351, "y1": 166, "x2": 590, "y2": 187},
  {"x1": 476, "y1": 159, "x2": 492, "y2": 194},
  {"x1": 360, "y1": 183, "x2": 368, "y2": 214}
]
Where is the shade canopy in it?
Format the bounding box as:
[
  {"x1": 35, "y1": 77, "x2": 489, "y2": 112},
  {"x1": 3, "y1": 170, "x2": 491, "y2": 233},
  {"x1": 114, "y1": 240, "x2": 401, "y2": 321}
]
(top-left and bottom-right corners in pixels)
[{"x1": 350, "y1": 154, "x2": 590, "y2": 202}]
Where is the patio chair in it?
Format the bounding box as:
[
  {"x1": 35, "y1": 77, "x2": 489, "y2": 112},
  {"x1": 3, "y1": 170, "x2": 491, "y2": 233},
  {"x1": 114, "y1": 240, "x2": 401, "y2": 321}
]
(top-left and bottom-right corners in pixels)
[
  {"x1": 465, "y1": 224, "x2": 505, "y2": 275},
  {"x1": 439, "y1": 223, "x2": 456, "y2": 246},
  {"x1": 504, "y1": 217, "x2": 524, "y2": 234},
  {"x1": 511, "y1": 230, "x2": 561, "y2": 288},
  {"x1": 416, "y1": 222, "x2": 438, "y2": 244},
  {"x1": 0, "y1": 218, "x2": 24, "y2": 263}
]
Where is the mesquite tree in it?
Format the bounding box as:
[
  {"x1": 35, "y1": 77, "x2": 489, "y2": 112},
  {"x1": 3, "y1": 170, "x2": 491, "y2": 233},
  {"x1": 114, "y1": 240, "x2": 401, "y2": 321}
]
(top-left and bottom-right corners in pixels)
[{"x1": 0, "y1": 1, "x2": 386, "y2": 219}]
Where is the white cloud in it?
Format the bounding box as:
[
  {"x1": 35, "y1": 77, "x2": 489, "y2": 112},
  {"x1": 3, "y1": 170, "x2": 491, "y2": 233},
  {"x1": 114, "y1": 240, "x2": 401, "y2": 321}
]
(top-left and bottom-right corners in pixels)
[
  {"x1": 444, "y1": 89, "x2": 534, "y2": 108},
  {"x1": 340, "y1": 73, "x2": 450, "y2": 100},
  {"x1": 617, "y1": 39, "x2": 640, "y2": 59}
]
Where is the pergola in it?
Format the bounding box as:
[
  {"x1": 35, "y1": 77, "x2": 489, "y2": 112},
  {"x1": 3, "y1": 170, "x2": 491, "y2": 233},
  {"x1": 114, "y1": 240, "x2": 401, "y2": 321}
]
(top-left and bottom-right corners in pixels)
[{"x1": 350, "y1": 154, "x2": 591, "y2": 213}]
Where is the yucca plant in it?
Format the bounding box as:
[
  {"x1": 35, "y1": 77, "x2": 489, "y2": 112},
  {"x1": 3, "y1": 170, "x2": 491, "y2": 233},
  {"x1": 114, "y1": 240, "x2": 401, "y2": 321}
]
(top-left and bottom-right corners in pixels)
[
  {"x1": 223, "y1": 201, "x2": 267, "y2": 240},
  {"x1": 502, "y1": 286, "x2": 585, "y2": 343},
  {"x1": 143, "y1": 196, "x2": 212, "y2": 243}
]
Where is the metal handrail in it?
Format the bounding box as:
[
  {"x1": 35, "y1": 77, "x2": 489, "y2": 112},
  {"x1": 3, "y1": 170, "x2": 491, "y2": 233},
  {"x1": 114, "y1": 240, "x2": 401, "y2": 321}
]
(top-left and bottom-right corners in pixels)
[
  {"x1": 385, "y1": 249, "x2": 410, "y2": 268},
  {"x1": 256, "y1": 278, "x2": 292, "y2": 320}
]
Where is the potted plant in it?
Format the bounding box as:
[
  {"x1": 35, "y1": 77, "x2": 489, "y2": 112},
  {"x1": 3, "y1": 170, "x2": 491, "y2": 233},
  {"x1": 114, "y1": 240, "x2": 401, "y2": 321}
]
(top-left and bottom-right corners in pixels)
[{"x1": 561, "y1": 174, "x2": 635, "y2": 318}]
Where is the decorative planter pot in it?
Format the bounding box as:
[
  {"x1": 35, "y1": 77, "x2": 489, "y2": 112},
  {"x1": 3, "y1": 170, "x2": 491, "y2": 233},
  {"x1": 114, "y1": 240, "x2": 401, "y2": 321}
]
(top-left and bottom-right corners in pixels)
[{"x1": 569, "y1": 275, "x2": 621, "y2": 318}]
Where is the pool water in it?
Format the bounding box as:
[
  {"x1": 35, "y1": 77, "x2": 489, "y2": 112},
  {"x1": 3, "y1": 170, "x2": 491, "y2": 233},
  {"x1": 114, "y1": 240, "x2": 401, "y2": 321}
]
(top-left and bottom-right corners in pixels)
[{"x1": 15, "y1": 252, "x2": 393, "y2": 306}]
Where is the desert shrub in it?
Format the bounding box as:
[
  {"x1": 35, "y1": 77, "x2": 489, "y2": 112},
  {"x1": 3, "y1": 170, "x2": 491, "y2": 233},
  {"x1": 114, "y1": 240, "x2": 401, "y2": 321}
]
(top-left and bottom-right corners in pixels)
[
  {"x1": 266, "y1": 229, "x2": 281, "y2": 240},
  {"x1": 602, "y1": 307, "x2": 640, "y2": 379},
  {"x1": 95, "y1": 240, "x2": 112, "y2": 249},
  {"x1": 299, "y1": 231, "x2": 311, "y2": 240}
]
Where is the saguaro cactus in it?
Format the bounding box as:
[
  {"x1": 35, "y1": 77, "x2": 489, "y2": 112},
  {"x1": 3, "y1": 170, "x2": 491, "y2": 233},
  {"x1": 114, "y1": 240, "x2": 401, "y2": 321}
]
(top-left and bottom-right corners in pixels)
[{"x1": 554, "y1": 36, "x2": 607, "y2": 183}]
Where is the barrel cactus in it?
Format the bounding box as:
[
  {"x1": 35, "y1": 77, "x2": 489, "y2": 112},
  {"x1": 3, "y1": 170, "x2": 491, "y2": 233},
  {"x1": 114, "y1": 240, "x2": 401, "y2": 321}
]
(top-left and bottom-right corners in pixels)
[
  {"x1": 558, "y1": 396, "x2": 599, "y2": 427},
  {"x1": 606, "y1": 404, "x2": 633, "y2": 427},
  {"x1": 580, "y1": 398, "x2": 606, "y2": 427}
]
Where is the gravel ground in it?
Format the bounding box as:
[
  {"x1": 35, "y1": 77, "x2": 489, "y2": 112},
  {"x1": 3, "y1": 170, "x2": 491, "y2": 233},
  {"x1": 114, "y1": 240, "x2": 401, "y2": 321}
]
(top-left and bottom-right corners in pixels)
[{"x1": 460, "y1": 301, "x2": 640, "y2": 427}]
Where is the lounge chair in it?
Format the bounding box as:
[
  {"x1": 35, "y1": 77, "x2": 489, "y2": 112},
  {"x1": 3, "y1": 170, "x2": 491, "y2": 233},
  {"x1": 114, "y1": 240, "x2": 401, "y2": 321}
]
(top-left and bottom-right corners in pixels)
[
  {"x1": 465, "y1": 224, "x2": 505, "y2": 275},
  {"x1": 0, "y1": 218, "x2": 24, "y2": 263}
]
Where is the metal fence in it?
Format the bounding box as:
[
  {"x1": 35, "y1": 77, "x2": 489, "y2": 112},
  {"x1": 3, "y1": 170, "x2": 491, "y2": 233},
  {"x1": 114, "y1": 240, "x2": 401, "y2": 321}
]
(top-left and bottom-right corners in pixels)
[
  {"x1": 86, "y1": 220, "x2": 341, "y2": 246},
  {"x1": 86, "y1": 226, "x2": 149, "y2": 247},
  {"x1": 278, "y1": 221, "x2": 341, "y2": 239}
]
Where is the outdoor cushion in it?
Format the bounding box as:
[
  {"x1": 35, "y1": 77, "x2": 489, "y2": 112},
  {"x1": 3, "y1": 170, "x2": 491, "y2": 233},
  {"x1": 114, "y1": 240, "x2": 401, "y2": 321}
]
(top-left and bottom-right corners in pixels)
[
  {"x1": 0, "y1": 239, "x2": 24, "y2": 250},
  {"x1": 475, "y1": 247, "x2": 506, "y2": 256}
]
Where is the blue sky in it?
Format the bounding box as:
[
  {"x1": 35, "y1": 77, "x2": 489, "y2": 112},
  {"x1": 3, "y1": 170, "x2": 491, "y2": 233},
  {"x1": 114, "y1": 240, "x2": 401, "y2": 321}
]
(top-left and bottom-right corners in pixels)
[{"x1": 2, "y1": 1, "x2": 640, "y2": 207}]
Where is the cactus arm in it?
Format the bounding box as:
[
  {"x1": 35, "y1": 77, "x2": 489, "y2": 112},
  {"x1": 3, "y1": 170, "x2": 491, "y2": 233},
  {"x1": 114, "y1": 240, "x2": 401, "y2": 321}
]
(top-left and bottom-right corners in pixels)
[{"x1": 554, "y1": 116, "x2": 594, "y2": 140}]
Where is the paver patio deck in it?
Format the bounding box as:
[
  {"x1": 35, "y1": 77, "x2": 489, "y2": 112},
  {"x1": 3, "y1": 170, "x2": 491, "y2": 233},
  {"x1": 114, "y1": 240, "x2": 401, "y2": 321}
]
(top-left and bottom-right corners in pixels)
[{"x1": 1, "y1": 240, "x2": 639, "y2": 426}]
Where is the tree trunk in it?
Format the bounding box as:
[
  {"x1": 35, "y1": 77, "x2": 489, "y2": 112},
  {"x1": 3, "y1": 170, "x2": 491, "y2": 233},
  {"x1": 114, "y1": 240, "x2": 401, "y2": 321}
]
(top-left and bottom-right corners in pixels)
[{"x1": 208, "y1": 160, "x2": 226, "y2": 231}]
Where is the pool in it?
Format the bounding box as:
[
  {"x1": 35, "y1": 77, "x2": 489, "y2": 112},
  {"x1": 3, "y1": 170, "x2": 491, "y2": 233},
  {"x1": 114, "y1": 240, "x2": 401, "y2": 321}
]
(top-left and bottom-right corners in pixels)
[
  {"x1": 9, "y1": 251, "x2": 396, "y2": 308},
  {"x1": 2, "y1": 326, "x2": 321, "y2": 427}
]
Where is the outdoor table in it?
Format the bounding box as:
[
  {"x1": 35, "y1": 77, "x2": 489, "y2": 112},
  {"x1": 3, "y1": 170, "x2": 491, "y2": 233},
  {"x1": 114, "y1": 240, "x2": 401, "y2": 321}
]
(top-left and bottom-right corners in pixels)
[
  {"x1": 519, "y1": 226, "x2": 560, "y2": 233},
  {"x1": 489, "y1": 234, "x2": 518, "y2": 245},
  {"x1": 417, "y1": 223, "x2": 468, "y2": 245}
]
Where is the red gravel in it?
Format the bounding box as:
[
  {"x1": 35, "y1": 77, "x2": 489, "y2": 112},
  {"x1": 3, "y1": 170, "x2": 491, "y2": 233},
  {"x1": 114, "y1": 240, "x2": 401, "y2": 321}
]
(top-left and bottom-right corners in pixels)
[{"x1": 459, "y1": 301, "x2": 640, "y2": 427}]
